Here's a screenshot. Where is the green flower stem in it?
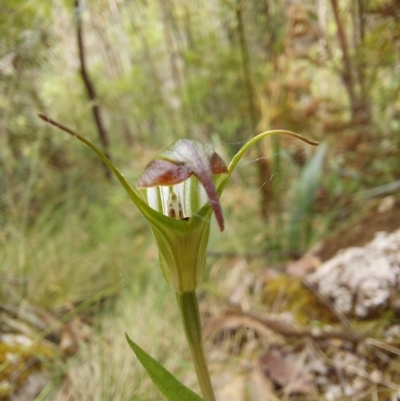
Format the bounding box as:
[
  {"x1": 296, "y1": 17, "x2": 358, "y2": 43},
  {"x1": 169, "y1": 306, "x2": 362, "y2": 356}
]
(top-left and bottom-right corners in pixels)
[{"x1": 176, "y1": 291, "x2": 216, "y2": 401}]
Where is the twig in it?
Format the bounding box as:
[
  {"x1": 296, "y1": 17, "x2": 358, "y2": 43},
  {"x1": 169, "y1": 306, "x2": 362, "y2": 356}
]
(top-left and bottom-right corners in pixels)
[{"x1": 204, "y1": 311, "x2": 363, "y2": 344}]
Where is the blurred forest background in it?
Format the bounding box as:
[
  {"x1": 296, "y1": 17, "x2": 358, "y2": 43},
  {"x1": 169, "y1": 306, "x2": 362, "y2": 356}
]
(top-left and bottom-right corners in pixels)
[{"x1": 1, "y1": 0, "x2": 400, "y2": 400}]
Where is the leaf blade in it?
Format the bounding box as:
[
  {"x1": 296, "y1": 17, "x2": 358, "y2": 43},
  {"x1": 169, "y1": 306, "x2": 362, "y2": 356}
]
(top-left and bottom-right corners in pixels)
[{"x1": 126, "y1": 333, "x2": 203, "y2": 401}]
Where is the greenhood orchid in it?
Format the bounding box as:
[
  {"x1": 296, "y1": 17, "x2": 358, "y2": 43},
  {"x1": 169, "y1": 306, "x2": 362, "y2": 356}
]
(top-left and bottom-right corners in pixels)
[
  {"x1": 38, "y1": 114, "x2": 318, "y2": 293},
  {"x1": 39, "y1": 113, "x2": 318, "y2": 401}
]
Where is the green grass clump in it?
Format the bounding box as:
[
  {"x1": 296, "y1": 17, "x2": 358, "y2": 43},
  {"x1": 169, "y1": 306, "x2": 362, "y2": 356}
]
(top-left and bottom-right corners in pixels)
[{"x1": 0, "y1": 179, "x2": 149, "y2": 308}]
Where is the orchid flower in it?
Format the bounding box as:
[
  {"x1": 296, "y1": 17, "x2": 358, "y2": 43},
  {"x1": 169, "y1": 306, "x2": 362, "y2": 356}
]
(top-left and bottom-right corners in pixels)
[{"x1": 39, "y1": 113, "x2": 318, "y2": 401}]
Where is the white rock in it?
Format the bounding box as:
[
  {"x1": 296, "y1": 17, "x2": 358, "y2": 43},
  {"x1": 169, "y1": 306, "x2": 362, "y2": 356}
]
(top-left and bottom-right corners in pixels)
[{"x1": 307, "y1": 229, "x2": 400, "y2": 318}]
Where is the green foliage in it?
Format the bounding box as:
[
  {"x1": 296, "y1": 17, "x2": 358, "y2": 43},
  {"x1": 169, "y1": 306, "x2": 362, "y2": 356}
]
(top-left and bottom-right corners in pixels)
[{"x1": 288, "y1": 142, "x2": 327, "y2": 252}]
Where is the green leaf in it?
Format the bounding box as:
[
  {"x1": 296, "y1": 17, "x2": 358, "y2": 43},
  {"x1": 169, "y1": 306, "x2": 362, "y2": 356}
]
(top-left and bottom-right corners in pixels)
[
  {"x1": 289, "y1": 142, "x2": 327, "y2": 251},
  {"x1": 126, "y1": 333, "x2": 203, "y2": 401}
]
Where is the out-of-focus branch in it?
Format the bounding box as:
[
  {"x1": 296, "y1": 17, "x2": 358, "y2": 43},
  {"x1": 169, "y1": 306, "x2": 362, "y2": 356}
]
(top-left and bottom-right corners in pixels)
[
  {"x1": 330, "y1": 0, "x2": 357, "y2": 119},
  {"x1": 75, "y1": 0, "x2": 111, "y2": 179}
]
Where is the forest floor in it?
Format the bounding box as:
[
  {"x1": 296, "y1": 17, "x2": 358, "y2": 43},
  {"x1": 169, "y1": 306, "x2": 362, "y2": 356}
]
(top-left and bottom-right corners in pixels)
[
  {"x1": 1, "y1": 194, "x2": 400, "y2": 401},
  {"x1": 202, "y1": 194, "x2": 400, "y2": 401}
]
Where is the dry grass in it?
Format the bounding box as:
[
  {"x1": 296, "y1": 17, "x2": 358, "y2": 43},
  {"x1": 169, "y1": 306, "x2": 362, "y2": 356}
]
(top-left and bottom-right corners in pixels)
[{"x1": 47, "y1": 285, "x2": 191, "y2": 401}]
